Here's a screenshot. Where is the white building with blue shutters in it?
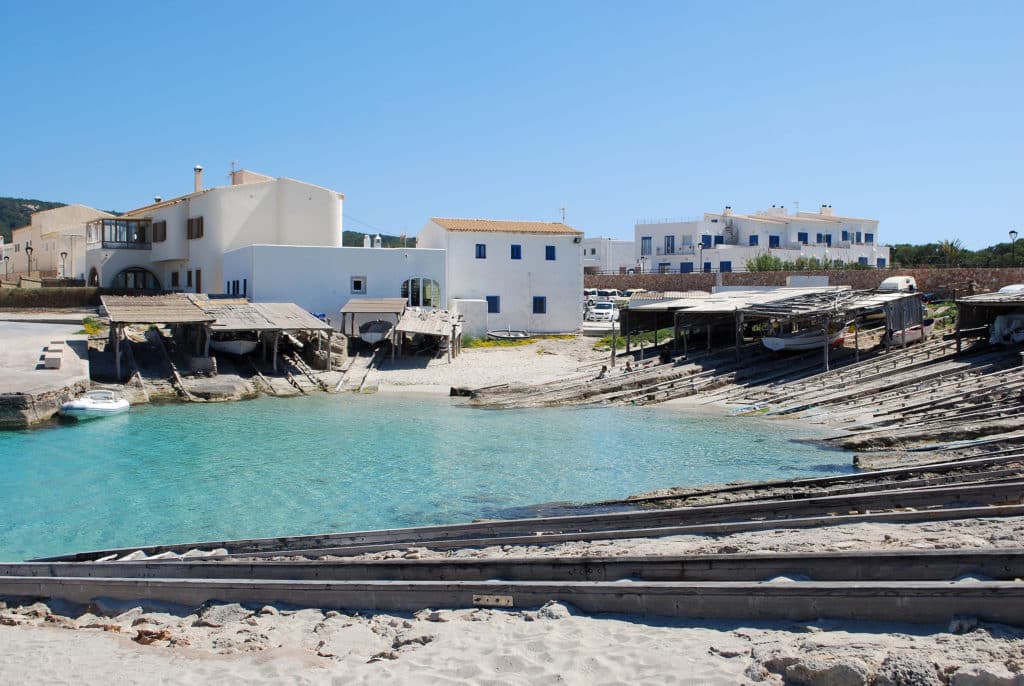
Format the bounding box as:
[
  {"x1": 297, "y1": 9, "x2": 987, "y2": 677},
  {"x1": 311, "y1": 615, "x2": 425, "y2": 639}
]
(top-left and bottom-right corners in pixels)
[
  {"x1": 634, "y1": 205, "x2": 889, "y2": 274},
  {"x1": 417, "y1": 218, "x2": 584, "y2": 334}
]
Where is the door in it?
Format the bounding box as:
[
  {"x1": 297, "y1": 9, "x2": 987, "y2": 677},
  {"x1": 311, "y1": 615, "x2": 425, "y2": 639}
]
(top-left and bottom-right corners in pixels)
[{"x1": 195, "y1": 269, "x2": 202, "y2": 293}]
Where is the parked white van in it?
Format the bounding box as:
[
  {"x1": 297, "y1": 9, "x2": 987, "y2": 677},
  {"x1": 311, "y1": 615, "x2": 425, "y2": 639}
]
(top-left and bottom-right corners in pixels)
[{"x1": 878, "y1": 275, "x2": 917, "y2": 292}]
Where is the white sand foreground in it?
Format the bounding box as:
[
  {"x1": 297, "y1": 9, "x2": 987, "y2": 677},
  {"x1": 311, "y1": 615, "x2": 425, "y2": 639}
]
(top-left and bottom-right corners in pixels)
[{"x1": 2, "y1": 517, "x2": 1024, "y2": 685}]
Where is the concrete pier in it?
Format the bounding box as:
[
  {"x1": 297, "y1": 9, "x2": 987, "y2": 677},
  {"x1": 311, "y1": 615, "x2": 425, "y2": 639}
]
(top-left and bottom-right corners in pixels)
[{"x1": 0, "y1": 321, "x2": 90, "y2": 428}]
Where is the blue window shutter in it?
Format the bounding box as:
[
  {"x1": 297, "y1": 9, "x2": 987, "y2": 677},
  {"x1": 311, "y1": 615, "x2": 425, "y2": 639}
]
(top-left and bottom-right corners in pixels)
[
  {"x1": 720, "y1": 261, "x2": 732, "y2": 273},
  {"x1": 511, "y1": 244, "x2": 522, "y2": 259},
  {"x1": 476, "y1": 243, "x2": 487, "y2": 259},
  {"x1": 748, "y1": 235, "x2": 758, "y2": 247},
  {"x1": 486, "y1": 295, "x2": 500, "y2": 313},
  {"x1": 545, "y1": 245, "x2": 556, "y2": 261}
]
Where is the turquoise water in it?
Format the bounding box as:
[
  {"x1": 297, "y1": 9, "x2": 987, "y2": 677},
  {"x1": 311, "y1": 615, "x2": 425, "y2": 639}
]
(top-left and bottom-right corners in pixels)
[{"x1": 0, "y1": 395, "x2": 850, "y2": 561}]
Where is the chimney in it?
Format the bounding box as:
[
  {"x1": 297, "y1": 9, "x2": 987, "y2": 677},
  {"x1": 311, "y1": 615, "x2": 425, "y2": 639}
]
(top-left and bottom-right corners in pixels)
[
  {"x1": 193, "y1": 165, "x2": 204, "y2": 193},
  {"x1": 362, "y1": 234, "x2": 371, "y2": 248},
  {"x1": 723, "y1": 206, "x2": 733, "y2": 216},
  {"x1": 154, "y1": 196, "x2": 162, "y2": 203},
  {"x1": 820, "y1": 204, "x2": 834, "y2": 217},
  {"x1": 373, "y1": 234, "x2": 382, "y2": 249}
]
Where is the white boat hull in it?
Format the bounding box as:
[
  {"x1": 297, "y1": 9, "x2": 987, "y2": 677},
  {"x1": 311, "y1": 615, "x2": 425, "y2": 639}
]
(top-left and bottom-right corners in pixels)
[
  {"x1": 209, "y1": 339, "x2": 258, "y2": 355},
  {"x1": 487, "y1": 330, "x2": 531, "y2": 341},
  {"x1": 889, "y1": 319, "x2": 935, "y2": 346},
  {"x1": 762, "y1": 329, "x2": 843, "y2": 352},
  {"x1": 60, "y1": 393, "x2": 130, "y2": 420}
]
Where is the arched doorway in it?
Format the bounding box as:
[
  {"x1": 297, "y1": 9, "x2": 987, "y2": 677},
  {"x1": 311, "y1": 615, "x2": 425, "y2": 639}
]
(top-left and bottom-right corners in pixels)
[
  {"x1": 111, "y1": 267, "x2": 161, "y2": 291},
  {"x1": 88, "y1": 267, "x2": 100, "y2": 287},
  {"x1": 401, "y1": 278, "x2": 441, "y2": 307}
]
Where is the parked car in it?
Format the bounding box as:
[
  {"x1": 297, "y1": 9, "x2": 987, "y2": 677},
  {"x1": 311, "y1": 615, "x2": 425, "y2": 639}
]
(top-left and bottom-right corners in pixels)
[
  {"x1": 878, "y1": 275, "x2": 917, "y2": 292},
  {"x1": 583, "y1": 288, "x2": 599, "y2": 305},
  {"x1": 586, "y1": 301, "x2": 619, "y2": 322},
  {"x1": 596, "y1": 289, "x2": 621, "y2": 302}
]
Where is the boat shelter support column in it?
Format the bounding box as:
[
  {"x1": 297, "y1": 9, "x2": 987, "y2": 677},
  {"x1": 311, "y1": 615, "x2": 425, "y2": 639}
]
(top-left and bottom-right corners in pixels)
[
  {"x1": 900, "y1": 300, "x2": 907, "y2": 350},
  {"x1": 203, "y1": 324, "x2": 210, "y2": 359},
  {"x1": 114, "y1": 324, "x2": 121, "y2": 381},
  {"x1": 822, "y1": 315, "x2": 830, "y2": 372},
  {"x1": 854, "y1": 318, "x2": 860, "y2": 363},
  {"x1": 735, "y1": 311, "x2": 743, "y2": 360},
  {"x1": 624, "y1": 309, "x2": 631, "y2": 354},
  {"x1": 272, "y1": 331, "x2": 281, "y2": 373},
  {"x1": 610, "y1": 319, "x2": 618, "y2": 367}
]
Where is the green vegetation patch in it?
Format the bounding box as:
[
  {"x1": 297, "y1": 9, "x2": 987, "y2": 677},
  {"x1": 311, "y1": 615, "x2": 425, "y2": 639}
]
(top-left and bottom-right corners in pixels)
[
  {"x1": 80, "y1": 316, "x2": 105, "y2": 335},
  {"x1": 593, "y1": 326, "x2": 674, "y2": 350},
  {"x1": 462, "y1": 336, "x2": 534, "y2": 348}
]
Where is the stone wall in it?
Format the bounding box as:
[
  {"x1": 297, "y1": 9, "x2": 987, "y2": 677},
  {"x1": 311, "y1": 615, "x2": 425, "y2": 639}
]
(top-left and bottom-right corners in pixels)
[
  {"x1": 585, "y1": 268, "x2": 1024, "y2": 297},
  {"x1": 0, "y1": 379, "x2": 89, "y2": 429}
]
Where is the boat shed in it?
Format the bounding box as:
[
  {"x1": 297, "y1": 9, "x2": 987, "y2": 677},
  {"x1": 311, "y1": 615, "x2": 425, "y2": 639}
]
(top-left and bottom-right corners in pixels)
[
  {"x1": 100, "y1": 294, "x2": 215, "y2": 381},
  {"x1": 394, "y1": 308, "x2": 464, "y2": 362},
  {"x1": 955, "y1": 289, "x2": 1024, "y2": 351},
  {"x1": 191, "y1": 297, "x2": 334, "y2": 371},
  {"x1": 339, "y1": 298, "x2": 408, "y2": 360}
]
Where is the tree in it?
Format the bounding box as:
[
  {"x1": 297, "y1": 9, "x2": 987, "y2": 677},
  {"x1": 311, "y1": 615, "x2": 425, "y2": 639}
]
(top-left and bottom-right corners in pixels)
[{"x1": 937, "y1": 239, "x2": 964, "y2": 267}]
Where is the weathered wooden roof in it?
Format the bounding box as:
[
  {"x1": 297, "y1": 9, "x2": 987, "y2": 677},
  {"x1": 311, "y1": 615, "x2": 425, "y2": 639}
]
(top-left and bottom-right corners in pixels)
[
  {"x1": 101, "y1": 294, "x2": 214, "y2": 324},
  {"x1": 957, "y1": 290, "x2": 1024, "y2": 306},
  {"x1": 195, "y1": 299, "x2": 332, "y2": 332},
  {"x1": 395, "y1": 308, "x2": 460, "y2": 337},
  {"x1": 340, "y1": 298, "x2": 408, "y2": 315},
  {"x1": 251, "y1": 303, "x2": 333, "y2": 331}
]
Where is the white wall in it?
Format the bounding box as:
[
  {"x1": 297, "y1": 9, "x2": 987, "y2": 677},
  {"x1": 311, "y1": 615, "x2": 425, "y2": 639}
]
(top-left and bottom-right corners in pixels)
[
  {"x1": 418, "y1": 221, "x2": 583, "y2": 333},
  {"x1": 89, "y1": 177, "x2": 343, "y2": 292},
  {"x1": 582, "y1": 237, "x2": 635, "y2": 273},
  {"x1": 223, "y1": 244, "x2": 446, "y2": 327}
]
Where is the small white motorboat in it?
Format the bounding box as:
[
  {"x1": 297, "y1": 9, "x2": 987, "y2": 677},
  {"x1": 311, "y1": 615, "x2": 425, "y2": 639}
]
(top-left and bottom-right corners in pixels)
[
  {"x1": 888, "y1": 318, "x2": 935, "y2": 346},
  {"x1": 60, "y1": 390, "x2": 130, "y2": 420},
  {"x1": 762, "y1": 328, "x2": 844, "y2": 352},
  {"x1": 359, "y1": 320, "x2": 393, "y2": 345},
  {"x1": 487, "y1": 329, "x2": 532, "y2": 341},
  {"x1": 209, "y1": 338, "x2": 259, "y2": 355},
  {"x1": 989, "y1": 314, "x2": 1024, "y2": 345}
]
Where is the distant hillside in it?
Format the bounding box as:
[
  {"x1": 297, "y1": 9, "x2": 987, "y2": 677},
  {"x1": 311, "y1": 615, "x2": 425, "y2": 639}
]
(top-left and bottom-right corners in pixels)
[
  {"x1": 0, "y1": 197, "x2": 65, "y2": 243},
  {"x1": 342, "y1": 230, "x2": 416, "y2": 248}
]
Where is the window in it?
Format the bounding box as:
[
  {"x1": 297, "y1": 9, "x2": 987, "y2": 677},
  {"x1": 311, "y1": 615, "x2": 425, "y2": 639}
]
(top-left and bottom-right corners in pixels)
[
  {"x1": 841, "y1": 230, "x2": 849, "y2": 241},
  {"x1": 153, "y1": 221, "x2": 167, "y2": 242},
  {"x1": 195, "y1": 269, "x2": 202, "y2": 293},
  {"x1": 713, "y1": 235, "x2": 724, "y2": 246},
  {"x1": 876, "y1": 257, "x2": 887, "y2": 268},
  {"x1": 658, "y1": 262, "x2": 671, "y2": 273},
  {"x1": 589, "y1": 248, "x2": 596, "y2": 255},
  {"x1": 664, "y1": 236, "x2": 675, "y2": 254},
  {"x1": 234, "y1": 280, "x2": 240, "y2": 295},
  {"x1": 226, "y1": 281, "x2": 231, "y2": 293},
  {"x1": 640, "y1": 236, "x2": 652, "y2": 256},
  {"x1": 720, "y1": 260, "x2": 732, "y2": 273},
  {"x1": 402, "y1": 278, "x2": 441, "y2": 306},
  {"x1": 865, "y1": 233, "x2": 874, "y2": 244},
  {"x1": 748, "y1": 235, "x2": 759, "y2": 247},
  {"x1": 475, "y1": 243, "x2": 486, "y2": 259},
  {"x1": 797, "y1": 232, "x2": 808, "y2": 244},
  {"x1": 816, "y1": 233, "x2": 823, "y2": 244},
  {"x1": 187, "y1": 270, "x2": 193, "y2": 287},
  {"x1": 701, "y1": 235, "x2": 712, "y2": 248},
  {"x1": 680, "y1": 262, "x2": 693, "y2": 273},
  {"x1": 532, "y1": 296, "x2": 547, "y2": 314},
  {"x1": 170, "y1": 271, "x2": 179, "y2": 288},
  {"x1": 703, "y1": 261, "x2": 712, "y2": 273},
  {"x1": 486, "y1": 295, "x2": 500, "y2": 314},
  {"x1": 187, "y1": 216, "x2": 204, "y2": 239},
  {"x1": 545, "y1": 245, "x2": 556, "y2": 261},
  {"x1": 351, "y1": 276, "x2": 367, "y2": 294},
  {"x1": 858, "y1": 257, "x2": 869, "y2": 265},
  {"x1": 855, "y1": 231, "x2": 862, "y2": 243},
  {"x1": 825, "y1": 234, "x2": 833, "y2": 246},
  {"x1": 769, "y1": 235, "x2": 780, "y2": 248},
  {"x1": 242, "y1": 278, "x2": 247, "y2": 297},
  {"x1": 511, "y1": 244, "x2": 522, "y2": 260}
]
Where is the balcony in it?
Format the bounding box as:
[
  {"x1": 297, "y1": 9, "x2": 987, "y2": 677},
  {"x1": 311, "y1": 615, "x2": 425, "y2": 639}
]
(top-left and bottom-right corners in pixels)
[{"x1": 86, "y1": 218, "x2": 152, "y2": 250}]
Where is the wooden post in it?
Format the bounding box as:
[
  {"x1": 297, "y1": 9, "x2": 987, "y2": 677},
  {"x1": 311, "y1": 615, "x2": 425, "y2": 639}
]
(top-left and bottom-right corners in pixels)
[
  {"x1": 611, "y1": 319, "x2": 617, "y2": 367},
  {"x1": 854, "y1": 318, "x2": 860, "y2": 363},
  {"x1": 203, "y1": 325, "x2": 210, "y2": 358},
  {"x1": 735, "y1": 311, "x2": 742, "y2": 360},
  {"x1": 899, "y1": 300, "x2": 907, "y2": 350},
  {"x1": 822, "y1": 316, "x2": 830, "y2": 372},
  {"x1": 114, "y1": 325, "x2": 121, "y2": 381},
  {"x1": 272, "y1": 332, "x2": 280, "y2": 373},
  {"x1": 706, "y1": 322, "x2": 712, "y2": 350},
  {"x1": 625, "y1": 309, "x2": 631, "y2": 354}
]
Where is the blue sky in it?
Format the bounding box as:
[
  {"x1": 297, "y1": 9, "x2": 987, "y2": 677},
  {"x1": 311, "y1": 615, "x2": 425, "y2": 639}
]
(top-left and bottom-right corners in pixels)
[{"x1": 2, "y1": 1, "x2": 1020, "y2": 248}]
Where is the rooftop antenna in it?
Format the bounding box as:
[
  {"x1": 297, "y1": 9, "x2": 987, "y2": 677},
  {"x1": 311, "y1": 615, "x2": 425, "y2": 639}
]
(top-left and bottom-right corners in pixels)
[
  {"x1": 560, "y1": 206, "x2": 566, "y2": 223},
  {"x1": 229, "y1": 160, "x2": 238, "y2": 181}
]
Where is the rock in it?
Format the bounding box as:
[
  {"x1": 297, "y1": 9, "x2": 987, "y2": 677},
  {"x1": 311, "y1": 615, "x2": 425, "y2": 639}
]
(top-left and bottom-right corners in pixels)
[
  {"x1": 424, "y1": 610, "x2": 451, "y2": 623},
  {"x1": 949, "y1": 663, "x2": 1024, "y2": 686},
  {"x1": 133, "y1": 628, "x2": 173, "y2": 645},
  {"x1": 44, "y1": 614, "x2": 79, "y2": 630},
  {"x1": 15, "y1": 602, "x2": 51, "y2": 618},
  {"x1": 949, "y1": 615, "x2": 980, "y2": 634},
  {"x1": 393, "y1": 633, "x2": 434, "y2": 649},
  {"x1": 537, "y1": 601, "x2": 573, "y2": 620},
  {"x1": 258, "y1": 605, "x2": 279, "y2": 616},
  {"x1": 783, "y1": 657, "x2": 870, "y2": 686},
  {"x1": 94, "y1": 554, "x2": 118, "y2": 562},
  {"x1": 368, "y1": 650, "x2": 400, "y2": 662},
  {"x1": 112, "y1": 607, "x2": 145, "y2": 626},
  {"x1": 209, "y1": 548, "x2": 229, "y2": 557},
  {"x1": 132, "y1": 612, "x2": 184, "y2": 628},
  {"x1": 146, "y1": 551, "x2": 180, "y2": 560},
  {"x1": 0, "y1": 613, "x2": 24, "y2": 626},
  {"x1": 324, "y1": 610, "x2": 343, "y2": 619},
  {"x1": 872, "y1": 654, "x2": 942, "y2": 686},
  {"x1": 195, "y1": 603, "x2": 253, "y2": 628},
  {"x1": 118, "y1": 550, "x2": 148, "y2": 561}
]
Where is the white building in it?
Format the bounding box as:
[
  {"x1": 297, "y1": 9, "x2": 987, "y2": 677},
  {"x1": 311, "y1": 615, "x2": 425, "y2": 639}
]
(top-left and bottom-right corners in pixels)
[
  {"x1": 634, "y1": 205, "x2": 890, "y2": 273},
  {"x1": 417, "y1": 218, "x2": 584, "y2": 333},
  {"x1": 1, "y1": 204, "x2": 114, "y2": 280},
  {"x1": 582, "y1": 237, "x2": 635, "y2": 274},
  {"x1": 85, "y1": 167, "x2": 343, "y2": 292},
  {"x1": 223, "y1": 244, "x2": 446, "y2": 324}
]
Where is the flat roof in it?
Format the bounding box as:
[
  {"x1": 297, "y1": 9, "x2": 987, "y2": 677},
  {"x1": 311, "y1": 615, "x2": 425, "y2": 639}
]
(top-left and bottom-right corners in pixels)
[
  {"x1": 956, "y1": 290, "x2": 1024, "y2": 306},
  {"x1": 101, "y1": 294, "x2": 215, "y2": 325},
  {"x1": 626, "y1": 287, "x2": 918, "y2": 319},
  {"x1": 192, "y1": 297, "x2": 332, "y2": 332},
  {"x1": 395, "y1": 308, "x2": 460, "y2": 337},
  {"x1": 340, "y1": 298, "x2": 408, "y2": 315}
]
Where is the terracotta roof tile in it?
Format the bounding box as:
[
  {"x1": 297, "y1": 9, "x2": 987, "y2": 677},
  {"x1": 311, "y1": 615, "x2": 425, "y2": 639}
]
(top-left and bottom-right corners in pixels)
[{"x1": 431, "y1": 217, "x2": 582, "y2": 235}]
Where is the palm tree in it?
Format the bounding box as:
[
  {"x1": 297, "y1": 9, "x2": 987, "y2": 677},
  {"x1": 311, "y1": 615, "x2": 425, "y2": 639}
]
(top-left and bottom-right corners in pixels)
[{"x1": 937, "y1": 239, "x2": 964, "y2": 267}]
